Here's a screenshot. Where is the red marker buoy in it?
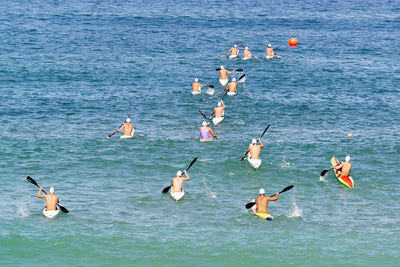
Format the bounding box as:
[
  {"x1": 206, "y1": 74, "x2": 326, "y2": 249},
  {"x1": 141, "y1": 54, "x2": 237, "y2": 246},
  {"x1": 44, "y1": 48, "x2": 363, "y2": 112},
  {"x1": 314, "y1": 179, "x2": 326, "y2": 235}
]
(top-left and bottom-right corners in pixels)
[{"x1": 289, "y1": 37, "x2": 298, "y2": 47}]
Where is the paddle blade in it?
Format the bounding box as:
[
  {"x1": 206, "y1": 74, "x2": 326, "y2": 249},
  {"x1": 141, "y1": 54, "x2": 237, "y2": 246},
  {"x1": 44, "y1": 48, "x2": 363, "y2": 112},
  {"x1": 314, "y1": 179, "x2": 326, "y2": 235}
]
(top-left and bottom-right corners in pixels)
[
  {"x1": 216, "y1": 68, "x2": 221, "y2": 71},
  {"x1": 238, "y1": 74, "x2": 246, "y2": 82},
  {"x1": 27, "y1": 176, "x2": 39, "y2": 187},
  {"x1": 208, "y1": 85, "x2": 214, "y2": 88},
  {"x1": 320, "y1": 169, "x2": 330, "y2": 176},
  {"x1": 58, "y1": 205, "x2": 69, "y2": 213},
  {"x1": 245, "y1": 202, "x2": 256, "y2": 209},
  {"x1": 235, "y1": 69, "x2": 243, "y2": 72},
  {"x1": 186, "y1": 157, "x2": 198, "y2": 171},
  {"x1": 281, "y1": 185, "x2": 294, "y2": 193},
  {"x1": 199, "y1": 109, "x2": 207, "y2": 120},
  {"x1": 162, "y1": 185, "x2": 171, "y2": 194}
]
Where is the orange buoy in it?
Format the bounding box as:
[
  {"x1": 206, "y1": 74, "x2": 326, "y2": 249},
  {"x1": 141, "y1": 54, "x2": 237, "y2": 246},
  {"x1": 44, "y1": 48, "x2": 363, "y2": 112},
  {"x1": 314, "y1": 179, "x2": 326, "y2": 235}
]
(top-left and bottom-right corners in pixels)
[{"x1": 289, "y1": 37, "x2": 298, "y2": 47}]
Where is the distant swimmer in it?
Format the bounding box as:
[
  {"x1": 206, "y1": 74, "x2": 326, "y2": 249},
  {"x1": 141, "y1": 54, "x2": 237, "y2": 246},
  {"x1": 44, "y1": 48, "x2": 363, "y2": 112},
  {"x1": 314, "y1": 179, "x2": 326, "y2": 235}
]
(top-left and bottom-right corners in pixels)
[
  {"x1": 333, "y1": 155, "x2": 352, "y2": 178},
  {"x1": 107, "y1": 117, "x2": 134, "y2": 139},
  {"x1": 255, "y1": 188, "x2": 279, "y2": 214},
  {"x1": 38, "y1": 186, "x2": 59, "y2": 211},
  {"x1": 243, "y1": 47, "x2": 255, "y2": 60},
  {"x1": 266, "y1": 44, "x2": 278, "y2": 59},
  {"x1": 218, "y1": 65, "x2": 235, "y2": 86},
  {"x1": 224, "y1": 44, "x2": 239, "y2": 59},
  {"x1": 171, "y1": 170, "x2": 190, "y2": 193},
  {"x1": 211, "y1": 100, "x2": 226, "y2": 119},
  {"x1": 199, "y1": 121, "x2": 219, "y2": 141},
  {"x1": 244, "y1": 138, "x2": 264, "y2": 159},
  {"x1": 192, "y1": 78, "x2": 207, "y2": 95},
  {"x1": 224, "y1": 78, "x2": 238, "y2": 95}
]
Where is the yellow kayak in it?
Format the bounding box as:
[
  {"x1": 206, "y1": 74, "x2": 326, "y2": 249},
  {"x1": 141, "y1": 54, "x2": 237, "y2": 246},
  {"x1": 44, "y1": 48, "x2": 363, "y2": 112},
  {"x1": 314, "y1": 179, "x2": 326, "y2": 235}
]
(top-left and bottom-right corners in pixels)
[{"x1": 251, "y1": 205, "x2": 273, "y2": 221}]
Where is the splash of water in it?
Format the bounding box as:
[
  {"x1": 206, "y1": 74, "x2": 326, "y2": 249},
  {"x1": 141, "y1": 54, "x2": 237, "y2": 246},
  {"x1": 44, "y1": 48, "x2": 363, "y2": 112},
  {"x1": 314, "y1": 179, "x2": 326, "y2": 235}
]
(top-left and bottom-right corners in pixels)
[
  {"x1": 202, "y1": 178, "x2": 217, "y2": 199},
  {"x1": 287, "y1": 196, "x2": 302, "y2": 218},
  {"x1": 18, "y1": 203, "x2": 30, "y2": 217},
  {"x1": 280, "y1": 156, "x2": 291, "y2": 168},
  {"x1": 319, "y1": 175, "x2": 327, "y2": 182}
]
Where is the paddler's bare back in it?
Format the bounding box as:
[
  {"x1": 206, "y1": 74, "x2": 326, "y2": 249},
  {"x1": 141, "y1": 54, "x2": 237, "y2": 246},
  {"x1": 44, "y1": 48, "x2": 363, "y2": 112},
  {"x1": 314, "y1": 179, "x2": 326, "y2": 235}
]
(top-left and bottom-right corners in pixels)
[
  {"x1": 249, "y1": 145, "x2": 261, "y2": 159},
  {"x1": 214, "y1": 107, "x2": 224, "y2": 118},
  {"x1": 266, "y1": 47, "x2": 274, "y2": 57},
  {"x1": 45, "y1": 195, "x2": 58, "y2": 210},
  {"x1": 255, "y1": 196, "x2": 270, "y2": 213},
  {"x1": 219, "y1": 69, "x2": 228, "y2": 79},
  {"x1": 122, "y1": 123, "x2": 133, "y2": 136},
  {"x1": 340, "y1": 162, "x2": 352, "y2": 177},
  {"x1": 171, "y1": 177, "x2": 184, "y2": 192},
  {"x1": 227, "y1": 82, "x2": 237, "y2": 92}
]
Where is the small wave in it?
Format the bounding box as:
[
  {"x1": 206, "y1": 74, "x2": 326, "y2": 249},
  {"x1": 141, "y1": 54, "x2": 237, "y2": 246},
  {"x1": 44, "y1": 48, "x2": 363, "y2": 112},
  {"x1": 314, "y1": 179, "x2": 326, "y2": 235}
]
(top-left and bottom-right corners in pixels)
[
  {"x1": 202, "y1": 178, "x2": 217, "y2": 199},
  {"x1": 279, "y1": 156, "x2": 291, "y2": 168},
  {"x1": 18, "y1": 203, "x2": 30, "y2": 217},
  {"x1": 232, "y1": 120, "x2": 245, "y2": 125},
  {"x1": 319, "y1": 176, "x2": 327, "y2": 182},
  {"x1": 287, "y1": 197, "x2": 302, "y2": 218},
  {"x1": 371, "y1": 184, "x2": 392, "y2": 191}
]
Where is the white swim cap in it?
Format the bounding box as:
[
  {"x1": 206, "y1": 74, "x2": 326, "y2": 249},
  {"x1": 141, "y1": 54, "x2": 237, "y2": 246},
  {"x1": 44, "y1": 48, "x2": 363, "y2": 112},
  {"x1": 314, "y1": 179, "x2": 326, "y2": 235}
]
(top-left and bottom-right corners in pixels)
[
  {"x1": 217, "y1": 101, "x2": 221, "y2": 107},
  {"x1": 195, "y1": 78, "x2": 198, "y2": 82},
  {"x1": 252, "y1": 139, "x2": 257, "y2": 144},
  {"x1": 177, "y1": 171, "x2": 182, "y2": 177},
  {"x1": 221, "y1": 65, "x2": 224, "y2": 69},
  {"x1": 245, "y1": 46, "x2": 248, "y2": 49},
  {"x1": 259, "y1": 188, "x2": 265, "y2": 195},
  {"x1": 268, "y1": 44, "x2": 271, "y2": 47},
  {"x1": 232, "y1": 78, "x2": 236, "y2": 82},
  {"x1": 126, "y1": 117, "x2": 131, "y2": 122},
  {"x1": 202, "y1": 121, "x2": 207, "y2": 126},
  {"x1": 345, "y1": 155, "x2": 351, "y2": 161},
  {"x1": 234, "y1": 44, "x2": 237, "y2": 48},
  {"x1": 49, "y1": 187, "x2": 54, "y2": 193}
]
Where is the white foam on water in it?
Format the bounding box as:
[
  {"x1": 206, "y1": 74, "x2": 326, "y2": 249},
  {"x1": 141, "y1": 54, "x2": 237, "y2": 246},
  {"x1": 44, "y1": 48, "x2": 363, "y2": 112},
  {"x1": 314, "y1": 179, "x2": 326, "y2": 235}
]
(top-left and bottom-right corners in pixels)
[
  {"x1": 202, "y1": 178, "x2": 217, "y2": 199},
  {"x1": 280, "y1": 156, "x2": 291, "y2": 168},
  {"x1": 319, "y1": 175, "x2": 327, "y2": 182},
  {"x1": 18, "y1": 202, "x2": 30, "y2": 217},
  {"x1": 287, "y1": 196, "x2": 302, "y2": 218}
]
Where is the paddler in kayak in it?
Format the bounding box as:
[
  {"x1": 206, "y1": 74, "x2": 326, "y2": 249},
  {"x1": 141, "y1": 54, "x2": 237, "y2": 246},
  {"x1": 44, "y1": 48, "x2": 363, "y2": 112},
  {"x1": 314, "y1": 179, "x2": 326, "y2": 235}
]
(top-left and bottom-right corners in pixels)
[
  {"x1": 199, "y1": 121, "x2": 219, "y2": 141},
  {"x1": 266, "y1": 44, "x2": 278, "y2": 59},
  {"x1": 108, "y1": 117, "x2": 134, "y2": 138},
  {"x1": 218, "y1": 66, "x2": 235, "y2": 86},
  {"x1": 243, "y1": 47, "x2": 255, "y2": 59},
  {"x1": 211, "y1": 100, "x2": 225, "y2": 119},
  {"x1": 171, "y1": 170, "x2": 190, "y2": 193},
  {"x1": 192, "y1": 78, "x2": 207, "y2": 94},
  {"x1": 333, "y1": 155, "x2": 352, "y2": 178},
  {"x1": 244, "y1": 138, "x2": 264, "y2": 159},
  {"x1": 224, "y1": 78, "x2": 238, "y2": 94},
  {"x1": 224, "y1": 44, "x2": 239, "y2": 58},
  {"x1": 38, "y1": 187, "x2": 59, "y2": 211},
  {"x1": 255, "y1": 188, "x2": 279, "y2": 214}
]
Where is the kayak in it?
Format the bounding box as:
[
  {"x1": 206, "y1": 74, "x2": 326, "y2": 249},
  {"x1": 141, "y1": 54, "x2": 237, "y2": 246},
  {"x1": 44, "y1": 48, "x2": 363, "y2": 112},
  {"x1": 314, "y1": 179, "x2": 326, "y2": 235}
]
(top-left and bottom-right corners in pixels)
[
  {"x1": 331, "y1": 156, "x2": 354, "y2": 189},
  {"x1": 212, "y1": 116, "x2": 224, "y2": 125},
  {"x1": 120, "y1": 128, "x2": 135, "y2": 139},
  {"x1": 227, "y1": 91, "x2": 237, "y2": 96},
  {"x1": 242, "y1": 56, "x2": 251, "y2": 61},
  {"x1": 247, "y1": 154, "x2": 262, "y2": 169},
  {"x1": 192, "y1": 90, "x2": 201, "y2": 95},
  {"x1": 251, "y1": 205, "x2": 273, "y2": 221},
  {"x1": 170, "y1": 190, "x2": 185, "y2": 201},
  {"x1": 229, "y1": 54, "x2": 238, "y2": 59},
  {"x1": 219, "y1": 79, "x2": 229, "y2": 86},
  {"x1": 43, "y1": 208, "x2": 59, "y2": 219}
]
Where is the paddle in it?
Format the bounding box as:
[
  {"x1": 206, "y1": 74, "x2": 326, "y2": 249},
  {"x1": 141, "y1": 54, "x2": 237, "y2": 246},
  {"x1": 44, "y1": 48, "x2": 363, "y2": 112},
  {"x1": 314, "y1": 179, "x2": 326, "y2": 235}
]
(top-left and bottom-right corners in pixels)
[
  {"x1": 320, "y1": 156, "x2": 351, "y2": 177},
  {"x1": 162, "y1": 157, "x2": 198, "y2": 193},
  {"x1": 216, "y1": 68, "x2": 243, "y2": 72},
  {"x1": 238, "y1": 74, "x2": 246, "y2": 83},
  {"x1": 245, "y1": 185, "x2": 294, "y2": 209},
  {"x1": 220, "y1": 89, "x2": 229, "y2": 102},
  {"x1": 199, "y1": 109, "x2": 208, "y2": 121},
  {"x1": 27, "y1": 176, "x2": 69, "y2": 213},
  {"x1": 241, "y1": 124, "x2": 270, "y2": 161}
]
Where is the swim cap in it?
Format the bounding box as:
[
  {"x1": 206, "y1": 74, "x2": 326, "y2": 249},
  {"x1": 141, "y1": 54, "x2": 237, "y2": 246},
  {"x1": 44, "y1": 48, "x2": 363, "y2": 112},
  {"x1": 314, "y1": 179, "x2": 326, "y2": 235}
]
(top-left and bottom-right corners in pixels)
[
  {"x1": 345, "y1": 155, "x2": 351, "y2": 161},
  {"x1": 268, "y1": 44, "x2": 271, "y2": 47},
  {"x1": 49, "y1": 187, "x2": 54, "y2": 194},
  {"x1": 259, "y1": 188, "x2": 265, "y2": 195},
  {"x1": 217, "y1": 102, "x2": 221, "y2": 107},
  {"x1": 177, "y1": 171, "x2": 182, "y2": 177},
  {"x1": 234, "y1": 44, "x2": 237, "y2": 48},
  {"x1": 221, "y1": 65, "x2": 224, "y2": 69},
  {"x1": 126, "y1": 117, "x2": 131, "y2": 123},
  {"x1": 232, "y1": 78, "x2": 236, "y2": 82},
  {"x1": 245, "y1": 46, "x2": 248, "y2": 49},
  {"x1": 195, "y1": 78, "x2": 198, "y2": 82},
  {"x1": 202, "y1": 121, "x2": 207, "y2": 126},
  {"x1": 252, "y1": 139, "x2": 257, "y2": 144}
]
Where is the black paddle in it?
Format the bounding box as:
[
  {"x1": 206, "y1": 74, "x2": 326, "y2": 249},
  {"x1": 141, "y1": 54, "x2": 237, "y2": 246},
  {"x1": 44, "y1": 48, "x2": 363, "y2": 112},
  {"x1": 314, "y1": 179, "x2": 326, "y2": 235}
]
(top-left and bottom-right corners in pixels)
[
  {"x1": 162, "y1": 157, "x2": 198, "y2": 193},
  {"x1": 216, "y1": 68, "x2": 243, "y2": 72},
  {"x1": 27, "y1": 176, "x2": 69, "y2": 213},
  {"x1": 245, "y1": 185, "x2": 294, "y2": 209},
  {"x1": 238, "y1": 74, "x2": 246, "y2": 82},
  {"x1": 220, "y1": 89, "x2": 229, "y2": 101},
  {"x1": 199, "y1": 109, "x2": 208, "y2": 121},
  {"x1": 241, "y1": 124, "x2": 270, "y2": 161}
]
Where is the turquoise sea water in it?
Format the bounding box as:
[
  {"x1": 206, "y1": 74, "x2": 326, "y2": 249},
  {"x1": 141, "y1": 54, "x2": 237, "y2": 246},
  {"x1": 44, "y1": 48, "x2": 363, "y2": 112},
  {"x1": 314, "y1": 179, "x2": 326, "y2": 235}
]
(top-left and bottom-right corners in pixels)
[{"x1": 1, "y1": 0, "x2": 399, "y2": 265}]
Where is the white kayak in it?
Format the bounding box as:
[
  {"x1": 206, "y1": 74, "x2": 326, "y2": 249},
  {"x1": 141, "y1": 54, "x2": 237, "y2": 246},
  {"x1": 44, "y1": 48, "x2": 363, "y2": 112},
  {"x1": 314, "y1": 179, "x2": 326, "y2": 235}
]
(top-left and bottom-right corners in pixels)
[
  {"x1": 212, "y1": 116, "x2": 224, "y2": 125},
  {"x1": 170, "y1": 190, "x2": 185, "y2": 201},
  {"x1": 219, "y1": 79, "x2": 229, "y2": 86},
  {"x1": 43, "y1": 208, "x2": 59, "y2": 219},
  {"x1": 242, "y1": 56, "x2": 251, "y2": 61},
  {"x1": 192, "y1": 87, "x2": 202, "y2": 95},
  {"x1": 227, "y1": 91, "x2": 237, "y2": 96},
  {"x1": 229, "y1": 54, "x2": 238, "y2": 59},
  {"x1": 247, "y1": 154, "x2": 262, "y2": 169},
  {"x1": 120, "y1": 128, "x2": 135, "y2": 139}
]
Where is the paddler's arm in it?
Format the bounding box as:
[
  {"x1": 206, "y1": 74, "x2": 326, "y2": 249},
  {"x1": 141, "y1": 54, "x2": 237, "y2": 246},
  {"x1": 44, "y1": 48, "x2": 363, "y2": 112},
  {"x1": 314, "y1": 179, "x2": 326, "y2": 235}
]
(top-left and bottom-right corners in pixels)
[
  {"x1": 224, "y1": 48, "x2": 232, "y2": 54},
  {"x1": 221, "y1": 100, "x2": 226, "y2": 108},
  {"x1": 209, "y1": 128, "x2": 219, "y2": 140},
  {"x1": 199, "y1": 83, "x2": 207, "y2": 87},
  {"x1": 269, "y1": 192, "x2": 279, "y2": 201},
  {"x1": 183, "y1": 170, "x2": 190, "y2": 181},
  {"x1": 224, "y1": 84, "x2": 229, "y2": 91},
  {"x1": 258, "y1": 138, "x2": 264, "y2": 148},
  {"x1": 333, "y1": 162, "x2": 344, "y2": 170},
  {"x1": 112, "y1": 123, "x2": 124, "y2": 134},
  {"x1": 227, "y1": 70, "x2": 234, "y2": 74},
  {"x1": 244, "y1": 147, "x2": 250, "y2": 156},
  {"x1": 37, "y1": 187, "x2": 45, "y2": 199}
]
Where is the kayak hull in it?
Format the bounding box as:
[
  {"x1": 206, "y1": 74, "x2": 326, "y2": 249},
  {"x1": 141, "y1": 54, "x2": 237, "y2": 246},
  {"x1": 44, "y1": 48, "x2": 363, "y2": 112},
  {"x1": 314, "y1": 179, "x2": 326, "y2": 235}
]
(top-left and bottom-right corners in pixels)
[
  {"x1": 219, "y1": 79, "x2": 228, "y2": 86},
  {"x1": 251, "y1": 205, "x2": 273, "y2": 221},
  {"x1": 43, "y1": 208, "x2": 59, "y2": 219},
  {"x1": 120, "y1": 129, "x2": 135, "y2": 139},
  {"x1": 212, "y1": 117, "x2": 224, "y2": 125},
  {"x1": 170, "y1": 190, "x2": 185, "y2": 201},
  {"x1": 229, "y1": 54, "x2": 238, "y2": 59},
  {"x1": 247, "y1": 155, "x2": 262, "y2": 169},
  {"x1": 331, "y1": 156, "x2": 354, "y2": 188},
  {"x1": 227, "y1": 91, "x2": 237, "y2": 96}
]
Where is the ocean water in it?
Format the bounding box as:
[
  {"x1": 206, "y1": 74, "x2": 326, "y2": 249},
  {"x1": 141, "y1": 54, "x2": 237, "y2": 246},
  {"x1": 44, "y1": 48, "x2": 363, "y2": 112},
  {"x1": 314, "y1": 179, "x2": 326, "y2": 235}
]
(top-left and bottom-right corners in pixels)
[{"x1": 1, "y1": 0, "x2": 399, "y2": 266}]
